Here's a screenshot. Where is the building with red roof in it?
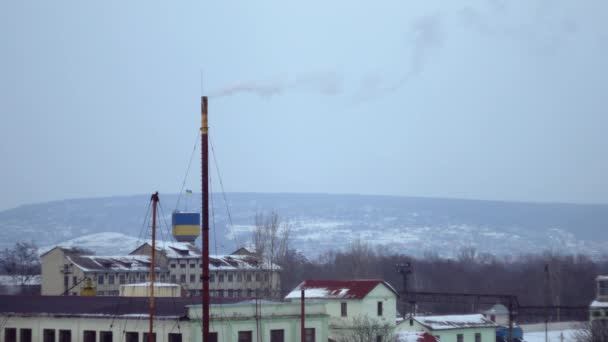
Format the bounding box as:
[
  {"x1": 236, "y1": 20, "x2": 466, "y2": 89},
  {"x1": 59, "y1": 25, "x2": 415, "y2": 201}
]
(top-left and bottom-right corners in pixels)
[{"x1": 285, "y1": 279, "x2": 399, "y2": 341}]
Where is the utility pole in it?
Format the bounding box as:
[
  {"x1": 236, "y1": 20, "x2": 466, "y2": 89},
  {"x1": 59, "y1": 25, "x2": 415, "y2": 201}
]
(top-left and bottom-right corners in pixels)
[
  {"x1": 148, "y1": 192, "x2": 159, "y2": 342},
  {"x1": 301, "y1": 289, "x2": 305, "y2": 342},
  {"x1": 201, "y1": 96, "x2": 210, "y2": 342},
  {"x1": 396, "y1": 261, "x2": 413, "y2": 317}
]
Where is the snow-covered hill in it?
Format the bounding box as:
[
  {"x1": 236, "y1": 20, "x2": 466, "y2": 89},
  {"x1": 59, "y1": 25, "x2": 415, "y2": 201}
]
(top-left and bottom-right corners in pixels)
[{"x1": 3, "y1": 193, "x2": 608, "y2": 258}]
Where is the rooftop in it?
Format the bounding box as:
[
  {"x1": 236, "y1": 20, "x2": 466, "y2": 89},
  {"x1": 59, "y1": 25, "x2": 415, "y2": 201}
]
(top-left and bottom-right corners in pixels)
[
  {"x1": 68, "y1": 255, "x2": 153, "y2": 272},
  {"x1": 410, "y1": 314, "x2": 496, "y2": 331},
  {"x1": 395, "y1": 332, "x2": 440, "y2": 342},
  {"x1": 285, "y1": 279, "x2": 398, "y2": 300},
  {"x1": 0, "y1": 295, "x2": 241, "y2": 318}
]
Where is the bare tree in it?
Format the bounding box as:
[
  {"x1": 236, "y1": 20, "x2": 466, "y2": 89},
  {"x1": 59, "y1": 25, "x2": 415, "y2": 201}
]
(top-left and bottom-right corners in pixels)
[
  {"x1": 0, "y1": 241, "x2": 40, "y2": 287},
  {"x1": 252, "y1": 211, "x2": 291, "y2": 298},
  {"x1": 336, "y1": 315, "x2": 394, "y2": 342},
  {"x1": 573, "y1": 321, "x2": 608, "y2": 342}
]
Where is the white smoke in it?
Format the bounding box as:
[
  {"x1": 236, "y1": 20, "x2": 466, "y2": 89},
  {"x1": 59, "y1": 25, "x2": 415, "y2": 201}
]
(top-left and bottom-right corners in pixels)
[{"x1": 210, "y1": 72, "x2": 343, "y2": 99}]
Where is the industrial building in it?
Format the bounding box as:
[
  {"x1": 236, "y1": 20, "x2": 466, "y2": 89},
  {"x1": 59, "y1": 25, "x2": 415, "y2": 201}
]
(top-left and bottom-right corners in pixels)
[
  {"x1": 41, "y1": 243, "x2": 281, "y2": 298},
  {"x1": 395, "y1": 314, "x2": 497, "y2": 342},
  {"x1": 0, "y1": 295, "x2": 329, "y2": 342},
  {"x1": 590, "y1": 275, "x2": 608, "y2": 341},
  {"x1": 40, "y1": 211, "x2": 281, "y2": 298}
]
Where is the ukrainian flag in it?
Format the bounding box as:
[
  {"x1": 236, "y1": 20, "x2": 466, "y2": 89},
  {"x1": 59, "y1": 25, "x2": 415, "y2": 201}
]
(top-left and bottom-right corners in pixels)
[{"x1": 172, "y1": 212, "x2": 200, "y2": 242}]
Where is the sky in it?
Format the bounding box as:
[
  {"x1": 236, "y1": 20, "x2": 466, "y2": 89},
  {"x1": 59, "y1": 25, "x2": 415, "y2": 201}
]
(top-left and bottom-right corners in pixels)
[{"x1": 1, "y1": 0, "x2": 607, "y2": 210}]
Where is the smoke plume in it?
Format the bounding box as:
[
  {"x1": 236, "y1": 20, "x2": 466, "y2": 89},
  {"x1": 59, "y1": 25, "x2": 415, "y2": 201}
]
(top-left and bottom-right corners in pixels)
[{"x1": 211, "y1": 72, "x2": 343, "y2": 99}]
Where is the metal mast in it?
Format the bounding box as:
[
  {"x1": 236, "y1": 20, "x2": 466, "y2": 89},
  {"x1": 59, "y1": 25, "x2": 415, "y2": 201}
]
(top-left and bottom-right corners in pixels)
[
  {"x1": 149, "y1": 192, "x2": 159, "y2": 342},
  {"x1": 201, "y1": 96, "x2": 210, "y2": 341}
]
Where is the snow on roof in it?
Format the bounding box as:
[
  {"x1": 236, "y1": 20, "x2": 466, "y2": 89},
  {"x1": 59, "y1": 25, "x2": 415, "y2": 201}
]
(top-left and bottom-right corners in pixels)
[
  {"x1": 284, "y1": 279, "x2": 398, "y2": 300},
  {"x1": 209, "y1": 254, "x2": 280, "y2": 271},
  {"x1": 591, "y1": 300, "x2": 608, "y2": 308},
  {"x1": 412, "y1": 314, "x2": 497, "y2": 331},
  {"x1": 597, "y1": 275, "x2": 608, "y2": 281},
  {"x1": 395, "y1": 332, "x2": 440, "y2": 342},
  {"x1": 121, "y1": 282, "x2": 180, "y2": 288},
  {"x1": 68, "y1": 255, "x2": 153, "y2": 272}
]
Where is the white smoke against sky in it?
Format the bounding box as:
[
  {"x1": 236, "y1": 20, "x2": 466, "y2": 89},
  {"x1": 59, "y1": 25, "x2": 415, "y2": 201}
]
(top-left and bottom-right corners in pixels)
[
  {"x1": 210, "y1": 71, "x2": 343, "y2": 99},
  {"x1": 354, "y1": 13, "x2": 445, "y2": 102}
]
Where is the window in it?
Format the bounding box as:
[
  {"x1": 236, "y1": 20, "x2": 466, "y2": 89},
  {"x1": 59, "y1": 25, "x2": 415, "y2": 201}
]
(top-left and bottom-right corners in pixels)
[
  {"x1": 108, "y1": 275, "x2": 115, "y2": 284},
  {"x1": 237, "y1": 273, "x2": 243, "y2": 282},
  {"x1": 209, "y1": 274, "x2": 214, "y2": 282},
  {"x1": 190, "y1": 263, "x2": 195, "y2": 268},
  {"x1": 190, "y1": 274, "x2": 196, "y2": 283},
  {"x1": 219, "y1": 274, "x2": 224, "y2": 282},
  {"x1": 83, "y1": 330, "x2": 96, "y2": 342},
  {"x1": 600, "y1": 280, "x2": 608, "y2": 296},
  {"x1": 475, "y1": 333, "x2": 482, "y2": 342},
  {"x1": 377, "y1": 301, "x2": 383, "y2": 316},
  {"x1": 171, "y1": 275, "x2": 177, "y2": 282},
  {"x1": 180, "y1": 275, "x2": 186, "y2": 283},
  {"x1": 43, "y1": 329, "x2": 55, "y2": 342},
  {"x1": 305, "y1": 328, "x2": 315, "y2": 342},
  {"x1": 218, "y1": 289, "x2": 224, "y2": 297},
  {"x1": 4, "y1": 328, "x2": 16, "y2": 342},
  {"x1": 270, "y1": 329, "x2": 284, "y2": 342},
  {"x1": 20, "y1": 329, "x2": 32, "y2": 342},
  {"x1": 180, "y1": 264, "x2": 186, "y2": 269},
  {"x1": 409, "y1": 318, "x2": 413, "y2": 326},
  {"x1": 139, "y1": 274, "x2": 146, "y2": 282},
  {"x1": 246, "y1": 273, "x2": 252, "y2": 282},
  {"x1": 73, "y1": 276, "x2": 78, "y2": 285},
  {"x1": 238, "y1": 331, "x2": 253, "y2": 342},
  {"x1": 59, "y1": 330, "x2": 72, "y2": 342},
  {"x1": 168, "y1": 333, "x2": 183, "y2": 342},
  {"x1": 170, "y1": 264, "x2": 176, "y2": 269},
  {"x1": 143, "y1": 333, "x2": 156, "y2": 342},
  {"x1": 160, "y1": 274, "x2": 165, "y2": 282},
  {"x1": 248, "y1": 289, "x2": 254, "y2": 297},
  {"x1": 228, "y1": 289, "x2": 234, "y2": 297},
  {"x1": 125, "y1": 332, "x2": 138, "y2": 342},
  {"x1": 256, "y1": 274, "x2": 261, "y2": 281},
  {"x1": 119, "y1": 274, "x2": 126, "y2": 284},
  {"x1": 98, "y1": 275, "x2": 104, "y2": 284},
  {"x1": 341, "y1": 302, "x2": 348, "y2": 317},
  {"x1": 64, "y1": 276, "x2": 69, "y2": 288},
  {"x1": 457, "y1": 334, "x2": 463, "y2": 342},
  {"x1": 100, "y1": 331, "x2": 113, "y2": 342},
  {"x1": 228, "y1": 273, "x2": 233, "y2": 282},
  {"x1": 376, "y1": 336, "x2": 383, "y2": 342}
]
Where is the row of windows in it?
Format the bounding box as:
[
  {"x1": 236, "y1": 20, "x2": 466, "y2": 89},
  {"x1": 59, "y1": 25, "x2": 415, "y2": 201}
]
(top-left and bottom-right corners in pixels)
[
  {"x1": 232, "y1": 328, "x2": 315, "y2": 342},
  {"x1": 3, "y1": 328, "x2": 182, "y2": 342},
  {"x1": 431, "y1": 333, "x2": 482, "y2": 342},
  {"x1": 85, "y1": 272, "x2": 272, "y2": 286},
  {"x1": 3, "y1": 327, "x2": 316, "y2": 342}
]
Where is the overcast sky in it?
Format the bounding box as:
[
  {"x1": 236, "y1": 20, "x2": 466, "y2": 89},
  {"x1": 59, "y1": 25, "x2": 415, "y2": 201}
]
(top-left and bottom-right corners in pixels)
[{"x1": 1, "y1": 0, "x2": 607, "y2": 210}]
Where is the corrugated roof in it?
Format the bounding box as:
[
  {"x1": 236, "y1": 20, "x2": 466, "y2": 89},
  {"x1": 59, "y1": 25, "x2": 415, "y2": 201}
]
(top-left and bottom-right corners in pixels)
[
  {"x1": 68, "y1": 255, "x2": 153, "y2": 272},
  {"x1": 285, "y1": 279, "x2": 398, "y2": 300},
  {"x1": 412, "y1": 314, "x2": 496, "y2": 331},
  {"x1": 0, "y1": 295, "x2": 240, "y2": 318}
]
